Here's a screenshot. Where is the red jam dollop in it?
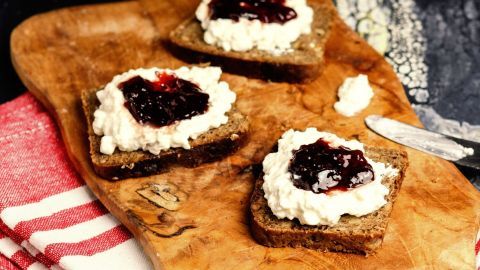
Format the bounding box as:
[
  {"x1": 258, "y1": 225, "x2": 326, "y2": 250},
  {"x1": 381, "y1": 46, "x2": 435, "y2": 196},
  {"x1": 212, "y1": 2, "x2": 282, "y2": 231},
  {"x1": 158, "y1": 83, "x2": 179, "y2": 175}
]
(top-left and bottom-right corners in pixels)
[
  {"x1": 288, "y1": 139, "x2": 375, "y2": 194},
  {"x1": 120, "y1": 72, "x2": 209, "y2": 127},
  {"x1": 208, "y1": 0, "x2": 297, "y2": 24}
]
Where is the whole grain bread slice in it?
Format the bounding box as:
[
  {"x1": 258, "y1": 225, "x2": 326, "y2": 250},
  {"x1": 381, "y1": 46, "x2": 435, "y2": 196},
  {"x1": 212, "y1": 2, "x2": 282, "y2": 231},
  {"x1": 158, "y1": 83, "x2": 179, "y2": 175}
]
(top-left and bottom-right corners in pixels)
[
  {"x1": 250, "y1": 147, "x2": 408, "y2": 255},
  {"x1": 81, "y1": 90, "x2": 249, "y2": 180},
  {"x1": 169, "y1": 2, "x2": 334, "y2": 83}
]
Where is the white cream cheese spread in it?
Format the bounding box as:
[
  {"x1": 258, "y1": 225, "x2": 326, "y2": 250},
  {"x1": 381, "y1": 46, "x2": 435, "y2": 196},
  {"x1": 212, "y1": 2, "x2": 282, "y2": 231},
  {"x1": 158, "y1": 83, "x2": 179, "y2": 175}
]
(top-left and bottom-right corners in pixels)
[
  {"x1": 92, "y1": 66, "x2": 236, "y2": 155},
  {"x1": 334, "y1": 74, "x2": 374, "y2": 117},
  {"x1": 195, "y1": 0, "x2": 314, "y2": 54},
  {"x1": 262, "y1": 128, "x2": 399, "y2": 226}
]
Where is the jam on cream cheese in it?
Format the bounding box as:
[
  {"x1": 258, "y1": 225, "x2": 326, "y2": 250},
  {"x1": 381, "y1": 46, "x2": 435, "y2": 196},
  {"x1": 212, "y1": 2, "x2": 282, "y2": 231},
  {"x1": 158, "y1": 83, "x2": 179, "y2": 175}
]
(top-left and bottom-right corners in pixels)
[
  {"x1": 262, "y1": 128, "x2": 399, "y2": 226},
  {"x1": 289, "y1": 138, "x2": 375, "y2": 193},
  {"x1": 195, "y1": 0, "x2": 314, "y2": 54},
  {"x1": 92, "y1": 66, "x2": 236, "y2": 155},
  {"x1": 120, "y1": 72, "x2": 209, "y2": 127},
  {"x1": 334, "y1": 74, "x2": 374, "y2": 117},
  {"x1": 208, "y1": 0, "x2": 297, "y2": 24}
]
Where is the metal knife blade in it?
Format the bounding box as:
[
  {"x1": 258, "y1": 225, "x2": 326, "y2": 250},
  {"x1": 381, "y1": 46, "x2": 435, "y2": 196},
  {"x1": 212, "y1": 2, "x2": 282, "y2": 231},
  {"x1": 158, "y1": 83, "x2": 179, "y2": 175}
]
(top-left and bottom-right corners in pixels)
[{"x1": 365, "y1": 115, "x2": 480, "y2": 170}]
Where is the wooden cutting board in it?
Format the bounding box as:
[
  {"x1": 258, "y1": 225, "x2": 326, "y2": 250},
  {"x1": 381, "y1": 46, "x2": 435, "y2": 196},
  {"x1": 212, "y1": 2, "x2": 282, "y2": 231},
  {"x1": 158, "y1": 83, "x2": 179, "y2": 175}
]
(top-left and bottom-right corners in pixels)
[{"x1": 10, "y1": 0, "x2": 480, "y2": 269}]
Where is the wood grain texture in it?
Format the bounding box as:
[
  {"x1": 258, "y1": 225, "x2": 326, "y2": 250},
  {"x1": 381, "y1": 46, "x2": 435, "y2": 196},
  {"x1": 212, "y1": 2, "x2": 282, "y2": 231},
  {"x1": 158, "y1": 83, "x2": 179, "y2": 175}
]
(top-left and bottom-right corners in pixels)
[{"x1": 10, "y1": 0, "x2": 480, "y2": 269}]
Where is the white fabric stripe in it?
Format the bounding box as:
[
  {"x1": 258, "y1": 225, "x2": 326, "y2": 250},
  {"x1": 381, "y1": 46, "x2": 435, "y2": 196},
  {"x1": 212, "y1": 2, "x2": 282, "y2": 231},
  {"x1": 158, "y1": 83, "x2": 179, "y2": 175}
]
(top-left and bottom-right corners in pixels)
[
  {"x1": 27, "y1": 262, "x2": 48, "y2": 270},
  {"x1": 1, "y1": 186, "x2": 97, "y2": 228},
  {"x1": 49, "y1": 264, "x2": 63, "y2": 270},
  {"x1": 0, "y1": 237, "x2": 22, "y2": 257},
  {"x1": 21, "y1": 240, "x2": 40, "y2": 256},
  {"x1": 29, "y1": 214, "x2": 120, "y2": 253},
  {"x1": 58, "y1": 239, "x2": 152, "y2": 270}
]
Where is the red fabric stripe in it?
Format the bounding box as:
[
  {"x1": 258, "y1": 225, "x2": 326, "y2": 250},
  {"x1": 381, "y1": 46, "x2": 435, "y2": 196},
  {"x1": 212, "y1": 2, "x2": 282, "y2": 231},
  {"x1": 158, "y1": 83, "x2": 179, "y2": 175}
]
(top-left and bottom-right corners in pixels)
[
  {"x1": 14, "y1": 201, "x2": 107, "y2": 240},
  {"x1": 33, "y1": 252, "x2": 53, "y2": 268},
  {"x1": 0, "y1": 114, "x2": 51, "y2": 139},
  {"x1": 0, "y1": 117, "x2": 83, "y2": 211},
  {"x1": 9, "y1": 251, "x2": 36, "y2": 270},
  {"x1": 0, "y1": 254, "x2": 20, "y2": 270},
  {"x1": 0, "y1": 222, "x2": 24, "y2": 247},
  {"x1": 0, "y1": 93, "x2": 38, "y2": 113},
  {"x1": 45, "y1": 226, "x2": 131, "y2": 263},
  {"x1": 0, "y1": 94, "x2": 47, "y2": 138},
  {"x1": 475, "y1": 238, "x2": 480, "y2": 255},
  {"x1": 0, "y1": 93, "x2": 43, "y2": 122}
]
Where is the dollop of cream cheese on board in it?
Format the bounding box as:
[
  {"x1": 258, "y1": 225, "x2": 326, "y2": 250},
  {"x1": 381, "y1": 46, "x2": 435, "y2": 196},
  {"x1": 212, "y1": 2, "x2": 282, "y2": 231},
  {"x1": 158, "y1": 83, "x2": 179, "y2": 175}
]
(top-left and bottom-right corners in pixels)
[
  {"x1": 92, "y1": 66, "x2": 236, "y2": 155},
  {"x1": 334, "y1": 74, "x2": 374, "y2": 117},
  {"x1": 262, "y1": 128, "x2": 399, "y2": 226},
  {"x1": 195, "y1": 0, "x2": 314, "y2": 54}
]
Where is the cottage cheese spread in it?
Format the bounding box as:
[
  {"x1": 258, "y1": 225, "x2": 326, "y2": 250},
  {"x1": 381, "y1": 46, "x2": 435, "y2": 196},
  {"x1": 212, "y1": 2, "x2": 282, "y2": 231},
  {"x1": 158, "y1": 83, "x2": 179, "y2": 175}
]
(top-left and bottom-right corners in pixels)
[
  {"x1": 195, "y1": 0, "x2": 314, "y2": 54},
  {"x1": 92, "y1": 66, "x2": 236, "y2": 155},
  {"x1": 334, "y1": 74, "x2": 374, "y2": 117},
  {"x1": 262, "y1": 128, "x2": 398, "y2": 226}
]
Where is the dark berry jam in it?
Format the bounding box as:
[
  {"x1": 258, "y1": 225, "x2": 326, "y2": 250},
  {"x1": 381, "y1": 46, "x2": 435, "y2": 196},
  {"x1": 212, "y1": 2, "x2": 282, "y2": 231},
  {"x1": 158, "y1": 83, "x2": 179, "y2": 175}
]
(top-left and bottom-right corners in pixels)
[
  {"x1": 208, "y1": 0, "x2": 297, "y2": 24},
  {"x1": 288, "y1": 139, "x2": 375, "y2": 194},
  {"x1": 120, "y1": 72, "x2": 209, "y2": 127}
]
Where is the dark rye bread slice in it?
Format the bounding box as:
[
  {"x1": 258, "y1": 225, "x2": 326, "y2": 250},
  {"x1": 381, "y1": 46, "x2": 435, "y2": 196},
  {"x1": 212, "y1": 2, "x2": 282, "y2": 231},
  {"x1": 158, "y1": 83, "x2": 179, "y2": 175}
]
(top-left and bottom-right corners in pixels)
[
  {"x1": 169, "y1": 2, "x2": 334, "y2": 83},
  {"x1": 81, "y1": 90, "x2": 249, "y2": 180},
  {"x1": 250, "y1": 147, "x2": 408, "y2": 255}
]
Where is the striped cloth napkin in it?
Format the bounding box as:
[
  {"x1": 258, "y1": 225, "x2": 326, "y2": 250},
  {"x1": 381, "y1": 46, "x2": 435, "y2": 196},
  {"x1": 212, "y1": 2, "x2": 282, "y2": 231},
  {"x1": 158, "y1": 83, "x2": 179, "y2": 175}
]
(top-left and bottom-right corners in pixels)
[{"x1": 0, "y1": 93, "x2": 152, "y2": 270}]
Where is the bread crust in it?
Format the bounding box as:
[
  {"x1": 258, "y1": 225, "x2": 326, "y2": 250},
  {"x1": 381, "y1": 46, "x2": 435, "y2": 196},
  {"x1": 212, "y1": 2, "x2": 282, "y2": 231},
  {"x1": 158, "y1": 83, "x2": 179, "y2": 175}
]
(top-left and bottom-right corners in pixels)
[
  {"x1": 249, "y1": 147, "x2": 408, "y2": 255},
  {"x1": 168, "y1": 2, "x2": 334, "y2": 83},
  {"x1": 81, "y1": 90, "x2": 249, "y2": 180}
]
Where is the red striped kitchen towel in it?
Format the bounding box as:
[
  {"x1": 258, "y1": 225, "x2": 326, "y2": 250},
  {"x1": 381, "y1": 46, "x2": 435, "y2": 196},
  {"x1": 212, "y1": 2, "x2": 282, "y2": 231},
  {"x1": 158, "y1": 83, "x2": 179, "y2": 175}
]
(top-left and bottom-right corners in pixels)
[{"x1": 0, "y1": 93, "x2": 152, "y2": 270}]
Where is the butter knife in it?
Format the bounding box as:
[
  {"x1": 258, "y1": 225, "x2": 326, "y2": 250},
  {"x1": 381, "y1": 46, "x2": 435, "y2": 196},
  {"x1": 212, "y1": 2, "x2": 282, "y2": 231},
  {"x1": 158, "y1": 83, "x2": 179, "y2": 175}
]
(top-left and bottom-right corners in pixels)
[{"x1": 365, "y1": 115, "x2": 480, "y2": 170}]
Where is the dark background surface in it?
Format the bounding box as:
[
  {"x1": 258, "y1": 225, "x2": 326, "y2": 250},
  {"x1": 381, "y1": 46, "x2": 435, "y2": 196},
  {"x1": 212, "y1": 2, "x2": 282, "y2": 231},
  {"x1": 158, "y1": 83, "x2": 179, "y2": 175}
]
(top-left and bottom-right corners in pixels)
[
  {"x1": 416, "y1": 0, "x2": 480, "y2": 124},
  {"x1": 1, "y1": 0, "x2": 479, "y2": 188},
  {"x1": 0, "y1": 0, "x2": 116, "y2": 103}
]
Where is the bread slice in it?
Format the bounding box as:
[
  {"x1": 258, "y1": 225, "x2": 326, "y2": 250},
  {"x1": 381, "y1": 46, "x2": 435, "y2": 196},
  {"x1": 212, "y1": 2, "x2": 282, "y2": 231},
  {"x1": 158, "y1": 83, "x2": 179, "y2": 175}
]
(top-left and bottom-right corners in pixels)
[
  {"x1": 169, "y1": 2, "x2": 334, "y2": 83},
  {"x1": 250, "y1": 147, "x2": 408, "y2": 255},
  {"x1": 81, "y1": 90, "x2": 249, "y2": 180}
]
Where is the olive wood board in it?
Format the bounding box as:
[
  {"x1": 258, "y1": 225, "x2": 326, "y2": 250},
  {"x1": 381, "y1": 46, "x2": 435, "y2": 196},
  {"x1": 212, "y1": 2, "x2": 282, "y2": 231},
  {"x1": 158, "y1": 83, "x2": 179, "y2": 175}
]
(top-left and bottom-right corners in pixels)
[{"x1": 10, "y1": 0, "x2": 480, "y2": 269}]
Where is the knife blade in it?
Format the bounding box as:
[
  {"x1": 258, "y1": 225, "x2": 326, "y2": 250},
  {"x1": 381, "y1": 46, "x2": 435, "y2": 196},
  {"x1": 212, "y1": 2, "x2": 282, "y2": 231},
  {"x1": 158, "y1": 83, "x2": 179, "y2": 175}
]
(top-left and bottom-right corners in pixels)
[{"x1": 365, "y1": 115, "x2": 480, "y2": 170}]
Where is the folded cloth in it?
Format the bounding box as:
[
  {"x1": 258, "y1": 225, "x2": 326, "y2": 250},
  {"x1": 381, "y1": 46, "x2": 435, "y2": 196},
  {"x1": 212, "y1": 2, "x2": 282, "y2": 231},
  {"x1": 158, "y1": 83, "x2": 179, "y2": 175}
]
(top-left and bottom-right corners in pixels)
[
  {"x1": 0, "y1": 93, "x2": 152, "y2": 270},
  {"x1": 0, "y1": 230, "x2": 44, "y2": 270}
]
